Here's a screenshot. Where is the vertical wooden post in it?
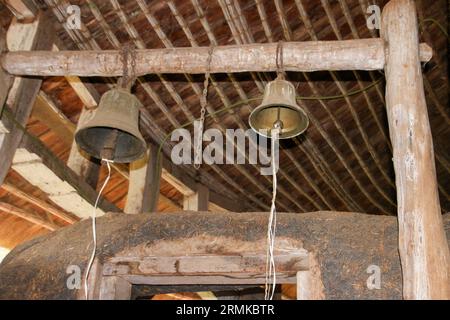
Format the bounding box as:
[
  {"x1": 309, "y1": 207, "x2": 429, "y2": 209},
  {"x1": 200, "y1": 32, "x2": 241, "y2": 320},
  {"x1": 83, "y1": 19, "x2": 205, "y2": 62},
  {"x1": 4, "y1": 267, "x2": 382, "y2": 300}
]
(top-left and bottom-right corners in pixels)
[
  {"x1": 183, "y1": 184, "x2": 209, "y2": 211},
  {"x1": 0, "y1": 26, "x2": 12, "y2": 117},
  {"x1": 99, "y1": 276, "x2": 132, "y2": 300},
  {"x1": 124, "y1": 144, "x2": 161, "y2": 214},
  {"x1": 296, "y1": 271, "x2": 312, "y2": 300},
  {"x1": 0, "y1": 12, "x2": 54, "y2": 186},
  {"x1": 381, "y1": 0, "x2": 450, "y2": 299},
  {"x1": 296, "y1": 254, "x2": 325, "y2": 300},
  {"x1": 78, "y1": 258, "x2": 103, "y2": 300}
]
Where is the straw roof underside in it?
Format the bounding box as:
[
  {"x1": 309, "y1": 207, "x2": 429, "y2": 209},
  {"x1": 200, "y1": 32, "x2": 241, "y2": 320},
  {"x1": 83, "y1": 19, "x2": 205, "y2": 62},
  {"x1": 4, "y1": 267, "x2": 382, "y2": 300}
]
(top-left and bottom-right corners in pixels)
[{"x1": 0, "y1": 0, "x2": 448, "y2": 247}]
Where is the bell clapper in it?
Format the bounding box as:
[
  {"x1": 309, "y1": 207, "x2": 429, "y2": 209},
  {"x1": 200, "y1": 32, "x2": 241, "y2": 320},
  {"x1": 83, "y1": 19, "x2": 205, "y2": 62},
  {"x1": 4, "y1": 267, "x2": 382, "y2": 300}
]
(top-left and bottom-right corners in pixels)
[
  {"x1": 100, "y1": 128, "x2": 119, "y2": 161},
  {"x1": 272, "y1": 107, "x2": 284, "y2": 134}
]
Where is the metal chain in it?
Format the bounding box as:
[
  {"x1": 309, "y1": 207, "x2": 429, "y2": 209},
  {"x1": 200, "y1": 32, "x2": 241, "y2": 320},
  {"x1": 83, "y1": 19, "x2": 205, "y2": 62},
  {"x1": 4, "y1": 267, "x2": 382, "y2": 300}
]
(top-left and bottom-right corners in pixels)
[{"x1": 194, "y1": 45, "x2": 214, "y2": 170}]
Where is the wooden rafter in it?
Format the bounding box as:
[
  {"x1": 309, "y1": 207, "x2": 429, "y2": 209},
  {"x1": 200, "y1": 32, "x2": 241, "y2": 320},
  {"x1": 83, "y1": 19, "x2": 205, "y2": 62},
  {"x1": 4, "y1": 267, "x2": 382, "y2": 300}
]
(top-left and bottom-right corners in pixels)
[
  {"x1": 4, "y1": 0, "x2": 445, "y2": 215},
  {"x1": 1, "y1": 182, "x2": 77, "y2": 224},
  {"x1": 10, "y1": 123, "x2": 119, "y2": 216},
  {"x1": 0, "y1": 201, "x2": 57, "y2": 231}
]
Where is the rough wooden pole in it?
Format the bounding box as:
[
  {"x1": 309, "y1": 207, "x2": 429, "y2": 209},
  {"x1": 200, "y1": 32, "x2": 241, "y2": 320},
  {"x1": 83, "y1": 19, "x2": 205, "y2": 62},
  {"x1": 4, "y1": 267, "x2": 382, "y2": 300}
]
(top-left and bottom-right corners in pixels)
[
  {"x1": 1, "y1": 39, "x2": 433, "y2": 76},
  {"x1": 0, "y1": 26, "x2": 12, "y2": 117},
  {"x1": 0, "y1": 13, "x2": 54, "y2": 186},
  {"x1": 124, "y1": 145, "x2": 161, "y2": 214},
  {"x1": 381, "y1": 0, "x2": 450, "y2": 299},
  {"x1": 183, "y1": 184, "x2": 209, "y2": 211}
]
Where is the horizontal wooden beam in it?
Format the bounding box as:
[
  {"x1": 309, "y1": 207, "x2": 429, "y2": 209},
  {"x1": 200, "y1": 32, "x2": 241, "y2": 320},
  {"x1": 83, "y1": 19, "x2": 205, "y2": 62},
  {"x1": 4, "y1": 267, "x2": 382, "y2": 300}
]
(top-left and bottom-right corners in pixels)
[
  {"x1": 116, "y1": 274, "x2": 296, "y2": 286},
  {"x1": 103, "y1": 251, "x2": 308, "y2": 285},
  {"x1": 1, "y1": 39, "x2": 432, "y2": 76},
  {"x1": 105, "y1": 252, "x2": 308, "y2": 275}
]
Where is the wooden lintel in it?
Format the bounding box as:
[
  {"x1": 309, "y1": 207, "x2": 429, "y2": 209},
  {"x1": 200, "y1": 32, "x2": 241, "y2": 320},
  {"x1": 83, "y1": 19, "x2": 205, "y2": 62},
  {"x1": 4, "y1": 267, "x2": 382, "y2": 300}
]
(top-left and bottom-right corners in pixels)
[
  {"x1": 118, "y1": 274, "x2": 297, "y2": 286},
  {"x1": 103, "y1": 251, "x2": 308, "y2": 277},
  {"x1": 1, "y1": 39, "x2": 432, "y2": 76},
  {"x1": 381, "y1": 0, "x2": 450, "y2": 299}
]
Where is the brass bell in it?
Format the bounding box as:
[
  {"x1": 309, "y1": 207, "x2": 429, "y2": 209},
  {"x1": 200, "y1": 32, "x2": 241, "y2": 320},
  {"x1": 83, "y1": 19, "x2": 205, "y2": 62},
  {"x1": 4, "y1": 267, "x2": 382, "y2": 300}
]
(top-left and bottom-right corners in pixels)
[
  {"x1": 75, "y1": 88, "x2": 147, "y2": 163},
  {"x1": 249, "y1": 77, "x2": 309, "y2": 139}
]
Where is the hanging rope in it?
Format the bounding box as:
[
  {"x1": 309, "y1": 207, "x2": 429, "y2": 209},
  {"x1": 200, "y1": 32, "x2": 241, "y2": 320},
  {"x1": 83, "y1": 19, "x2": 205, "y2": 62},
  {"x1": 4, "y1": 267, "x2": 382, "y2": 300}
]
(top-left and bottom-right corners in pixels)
[
  {"x1": 265, "y1": 128, "x2": 280, "y2": 300},
  {"x1": 84, "y1": 159, "x2": 113, "y2": 300},
  {"x1": 119, "y1": 43, "x2": 137, "y2": 91},
  {"x1": 276, "y1": 40, "x2": 285, "y2": 80},
  {"x1": 194, "y1": 44, "x2": 214, "y2": 170},
  {"x1": 263, "y1": 43, "x2": 286, "y2": 299}
]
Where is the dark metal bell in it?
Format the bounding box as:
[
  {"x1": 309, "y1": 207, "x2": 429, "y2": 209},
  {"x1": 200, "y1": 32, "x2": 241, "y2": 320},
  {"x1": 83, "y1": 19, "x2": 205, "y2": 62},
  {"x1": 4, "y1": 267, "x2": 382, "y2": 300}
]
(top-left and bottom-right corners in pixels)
[
  {"x1": 249, "y1": 78, "x2": 309, "y2": 139},
  {"x1": 75, "y1": 88, "x2": 147, "y2": 163}
]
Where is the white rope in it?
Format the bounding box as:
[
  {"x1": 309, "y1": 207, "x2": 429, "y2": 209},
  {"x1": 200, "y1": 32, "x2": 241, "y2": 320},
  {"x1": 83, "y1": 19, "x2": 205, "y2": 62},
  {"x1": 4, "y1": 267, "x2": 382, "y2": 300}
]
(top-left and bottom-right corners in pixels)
[
  {"x1": 84, "y1": 159, "x2": 113, "y2": 300},
  {"x1": 265, "y1": 129, "x2": 279, "y2": 300}
]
